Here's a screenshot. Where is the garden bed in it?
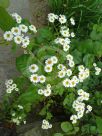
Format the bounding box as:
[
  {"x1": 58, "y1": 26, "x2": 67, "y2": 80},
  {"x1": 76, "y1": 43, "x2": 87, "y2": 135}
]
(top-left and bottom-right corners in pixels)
[{"x1": 0, "y1": 0, "x2": 102, "y2": 136}]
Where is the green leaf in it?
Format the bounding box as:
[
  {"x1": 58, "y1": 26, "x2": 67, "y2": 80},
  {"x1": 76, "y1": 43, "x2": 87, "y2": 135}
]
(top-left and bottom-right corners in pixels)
[
  {"x1": 0, "y1": 7, "x2": 16, "y2": 31},
  {"x1": 63, "y1": 93, "x2": 75, "y2": 107},
  {"x1": 61, "y1": 121, "x2": 73, "y2": 133},
  {"x1": 53, "y1": 133, "x2": 64, "y2": 136},
  {"x1": 83, "y1": 54, "x2": 94, "y2": 67},
  {"x1": 46, "y1": 112, "x2": 53, "y2": 120},
  {"x1": 16, "y1": 54, "x2": 35, "y2": 77},
  {"x1": 36, "y1": 27, "x2": 54, "y2": 43},
  {"x1": 72, "y1": 49, "x2": 82, "y2": 64},
  {"x1": 17, "y1": 84, "x2": 43, "y2": 105},
  {"x1": 81, "y1": 124, "x2": 90, "y2": 134},
  {"x1": 0, "y1": 0, "x2": 10, "y2": 8},
  {"x1": 90, "y1": 126, "x2": 97, "y2": 134},
  {"x1": 96, "y1": 116, "x2": 102, "y2": 134}
]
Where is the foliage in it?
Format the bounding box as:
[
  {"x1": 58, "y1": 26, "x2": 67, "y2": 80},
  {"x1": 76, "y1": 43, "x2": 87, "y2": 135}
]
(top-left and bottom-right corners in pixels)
[
  {"x1": 0, "y1": 0, "x2": 10, "y2": 8},
  {"x1": 0, "y1": 7, "x2": 16, "y2": 31},
  {"x1": 0, "y1": 3, "x2": 102, "y2": 136},
  {"x1": 48, "y1": 0, "x2": 102, "y2": 38}
]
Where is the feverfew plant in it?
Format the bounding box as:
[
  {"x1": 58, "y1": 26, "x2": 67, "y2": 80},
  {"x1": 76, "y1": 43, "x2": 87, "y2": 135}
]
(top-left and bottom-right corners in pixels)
[{"x1": 1, "y1": 11, "x2": 102, "y2": 135}]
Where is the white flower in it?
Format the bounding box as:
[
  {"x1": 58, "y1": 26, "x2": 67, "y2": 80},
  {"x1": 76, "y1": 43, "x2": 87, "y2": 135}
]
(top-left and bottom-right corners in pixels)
[
  {"x1": 72, "y1": 76, "x2": 79, "y2": 83},
  {"x1": 38, "y1": 89, "x2": 44, "y2": 95},
  {"x1": 78, "y1": 65, "x2": 85, "y2": 72},
  {"x1": 78, "y1": 72, "x2": 86, "y2": 82},
  {"x1": 23, "y1": 120, "x2": 26, "y2": 124},
  {"x1": 63, "y1": 78, "x2": 70, "y2": 87},
  {"x1": 57, "y1": 64, "x2": 65, "y2": 70},
  {"x1": 47, "y1": 84, "x2": 51, "y2": 89},
  {"x1": 93, "y1": 63, "x2": 97, "y2": 67},
  {"x1": 84, "y1": 68, "x2": 90, "y2": 78},
  {"x1": 48, "y1": 13, "x2": 58, "y2": 23},
  {"x1": 11, "y1": 13, "x2": 22, "y2": 24},
  {"x1": 15, "y1": 88, "x2": 19, "y2": 92},
  {"x1": 86, "y1": 105, "x2": 92, "y2": 113},
  {"x1": 77, "y1": 111, "x2": 84, "y2": 119},
  {"x1": 78, "y1": 89, "x2": 84, "y2": 96},
  {"x1": 29, "y1": 64, "x2": 39, "y2": 73},
  {"x1": 70, "y1": 18, "x2": 75, "y2": 25},
  {"x1": 70, "y1": 79, "x2": 77, "y2": 87},
  {"x1": 82, "y1": 92, "x2": 90, "y2": 101},
  {"x1": 14, "y1": 35, "x2": 22, "y2": 44},
  {"x1": 18, "y1": 105, "x2": 23, "y2": 110},
  {"x1": 30, "y1": 74, "x2": 39, "y2": 83},
  {"x1": 19, "y1": 24, "x2": 28, "y2": 33},
  {"x1": 75, "y1": 104, "x2": 85, "y2": 112},
  {"x1": 4, "y1": 31, "x2": 13, "y2": 41},
  {"x1": 11, "y1": 27, "x2": 21, "y2": 36},
  {"x1": 70, "y1": 115, "x2": 78, "y2": 124},
  {"x1": 45, "y1": 58, "x2": 54, "y2": 66},
  {"x1": 66, "y1": 69, "x2": 72, "y2": 77},
  {"x1": 58, "y1": 70, "x2": 66, "y2": 78},
  {"x1": 63, "y1": 44, "x2": 70, "y2": 52},
  {"x1": 22, "y1": 37, "x2": 30, "y2": 47},
  {"x1": 44, "y1": 65, "x2": 52, "y2": 73},
  {"x1": 12, "y1": 83, "x2": 17, "y2": 89},
  {"x1": 29, "y1": 25, "x2": 37, "y2": 33},
  {"x1": 51, "y1": 56, "x2": 58, "y2": 64},
  {"x1": 5, "y1": 79, "x2": 13, "y2": 85},
  {"x1": 66, "y1": 54, "x2": 73, "y2": 61},
  {"x1": 44, "y1": 88, "x2": 51, "y2": 97},
  {"x1": 42, "y1": 119, "x2": 52, "y2": 129},
  {"x1": 71, "y1": 32, "x2": 75, "y2": 37},
  {"x1": 49, "y1": 124, "x2": 52, "y2": 128},
  {"x1": 69, "y1": 61, "x2": 75, "y2": 68},
  {"x1": 6, "y1": 89, "x2": 12, "y2": 94},
  {"x1": 60, "y1": 29, "x2": 70, "y2": 38},
  {"x1": 64, "y1": 38, "x2": 71, "y2": 44},
  {"x1": 77, "y1": 96, "x2": 84, "y2": 102},
  {"x1": 95, "y1": 67, "x2": 101, "y2": 75},
  {"x1": 39, "y1": 75, "x2": 46, "y2": 83},
  {"x1": 59, "y1": 15, "x2": 67, "y2": 24},
  {"x1": 60, "y1": 26, "x2": 68, "y2": 30}
]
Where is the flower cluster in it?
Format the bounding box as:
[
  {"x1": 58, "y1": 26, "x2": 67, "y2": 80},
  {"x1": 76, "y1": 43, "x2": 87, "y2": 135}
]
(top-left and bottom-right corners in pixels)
[
  {"x1": 42, "y1": 119, "x2": 52, "y2": 129},
  {"x1": 44, "y1": 56, "x2": 58, "y2": 73},
  {"x1": 78, "y1": 65, "x2": 90, "y2": 82},
  {"x1": 70, "y1": 89, "x2": 92, "y2": 124},
  {"x1": 38, "y1": 84, "x2": 52, "y2": 97},
  {"x1": 66, "y1": 54, "x2": 75, "y2": 68},
  {"x1": 29, "y1": 64, "x2": 46, "y2": 84},
  {"x1": 48, "y1": 13, "x2": 75, "y2": 53},
  {"x1": 3, "y1": 13, "x2": 37, "y2": 48},
  {"x1": 11, "y1": 105, "x2": 26, "y2": 125},
  {"x1": 93, "y1": 63, "x2": 101, "y2": 75},
  {"x1": 5, "y1": 79, "x2": 19, "y2": 93}
]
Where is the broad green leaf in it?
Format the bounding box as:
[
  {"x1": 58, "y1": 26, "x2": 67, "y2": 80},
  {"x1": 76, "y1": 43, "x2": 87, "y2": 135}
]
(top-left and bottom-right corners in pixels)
[
  {"x1": 0, "y1": 7, "x2": 16, "y2": 31},
  {"x1": 46, "y1": 112, "x2": 53, "y2": 120},
  {"x1": 17, "y1": 84, "x2": 43, "y2": 105},
  {"x1": 83, "y1": 54, "x2": 94, "y2": 67},
  {"x1": 16, "y1": 54, "x2": 35, "y2": 76},
  {"x1": 0, "y1": 0, "x2": 10, "y2": 8},
  {"x1": 53, "y1": 133, "x2": 64, "y2": 136},
  {"x1": 96, "y1": 116, "x2": 102, "y2": 134},
  {"x1": 72, "y1": 49, "x2": 82, "y2": 64},
  {"x1": 90, "y1": 126, "x2": 97, "y2": 134},
  {"x1": 81, "y1": 124, "x2": 90, "y2": 134},
  {"x1": 36, "y1": 27, "x2": 54, "y2": 43},
  {"x1": 63, "y1": 93, "x2": 75, "y2": 107},
  {"x1": 61, "y1": 121, "x2": 73, "y2": 133}
]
